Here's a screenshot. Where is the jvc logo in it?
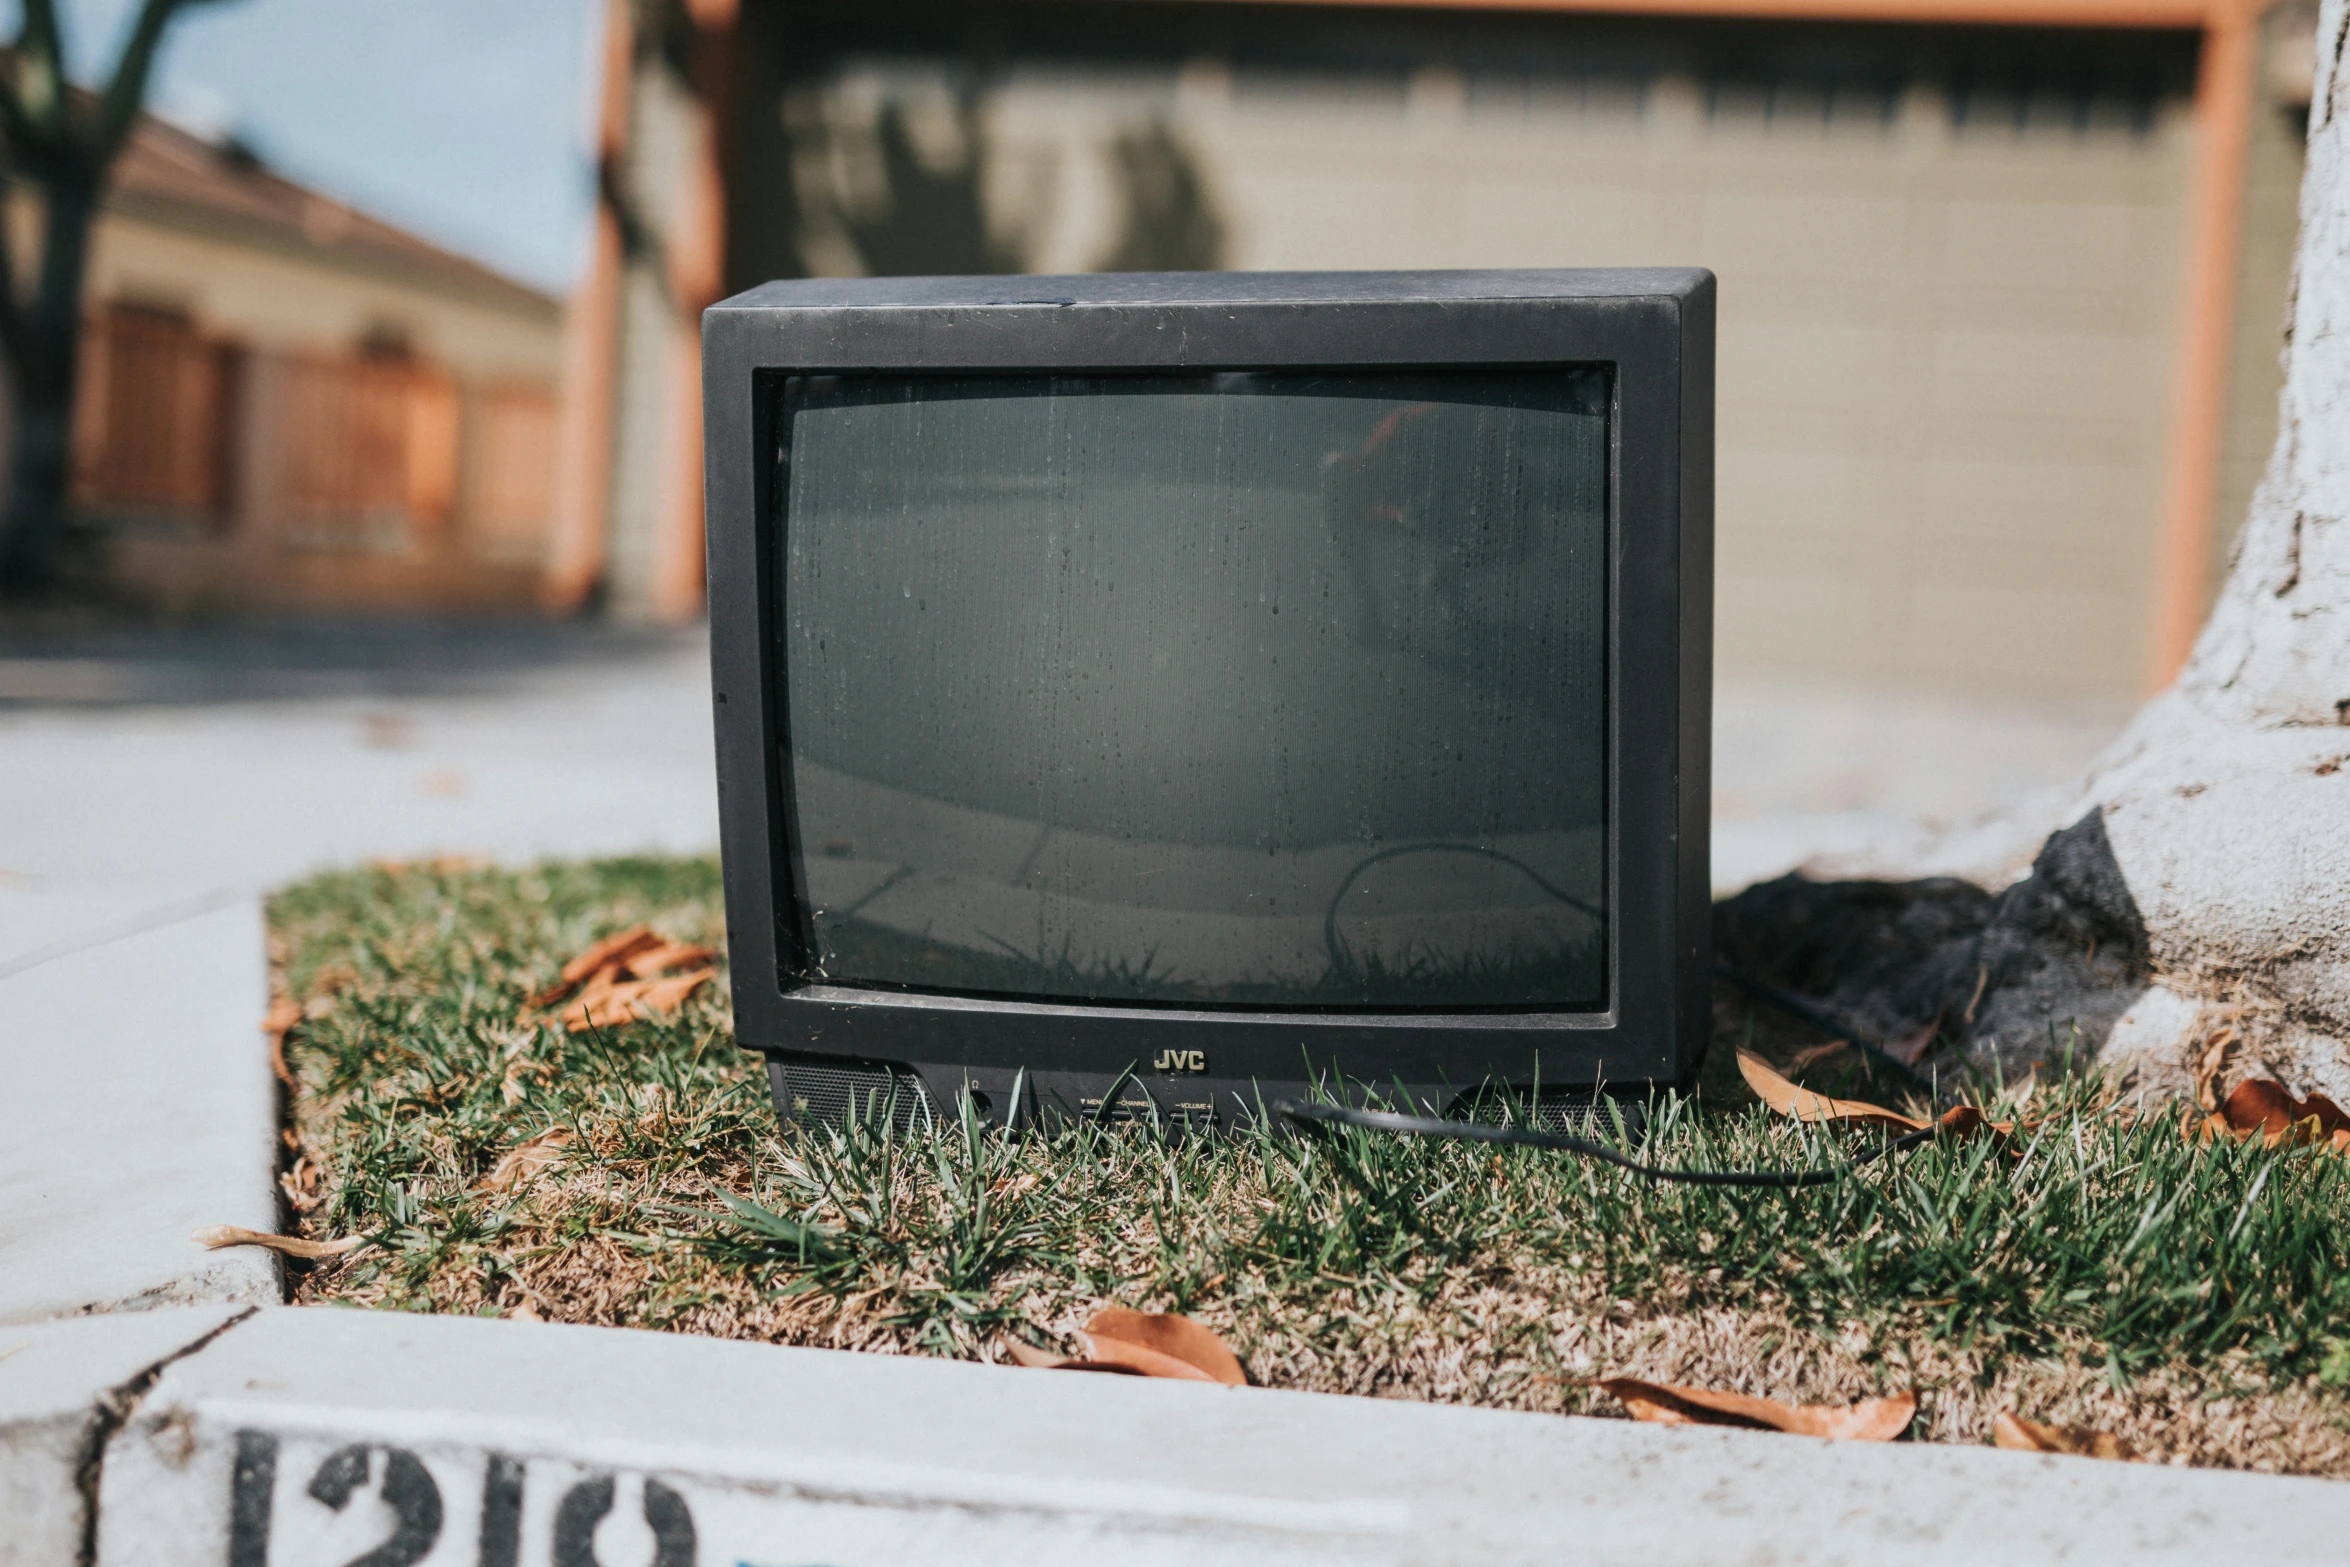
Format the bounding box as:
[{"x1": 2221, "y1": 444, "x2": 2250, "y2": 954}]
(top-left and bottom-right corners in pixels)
[{"x1": 1152, "y1": 1049, "x2": 1207, "y2": 1074}]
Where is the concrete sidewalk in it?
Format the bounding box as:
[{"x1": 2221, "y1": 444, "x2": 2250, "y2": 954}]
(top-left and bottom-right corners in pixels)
[
  {"x1": 0, "y1": 622, "x2": 721, "y2": 1327},
  {"x1": 0, "y1": 621, "x2": 719, "y2": 973},
  {"x1": 0, "y1": 900, "x2": 277, "y2": 1325}
]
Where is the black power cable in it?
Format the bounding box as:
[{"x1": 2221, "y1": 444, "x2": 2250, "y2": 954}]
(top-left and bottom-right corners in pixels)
[
  {"x1": 1710, "y1": 959, "x2": 1936, "y2": 1095},
  {"x1": 1272, "y1": 1097, "x2": 1938, "y2": 1190}
]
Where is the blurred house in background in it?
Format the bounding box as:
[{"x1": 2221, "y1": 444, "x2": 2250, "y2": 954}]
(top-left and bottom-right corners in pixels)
[
  {"x1": 69, "y1": 114, "x2": 565, "y2": 615},
  {"x1": 574, "y1": 0, "x2": 2310, "y2": 704}
]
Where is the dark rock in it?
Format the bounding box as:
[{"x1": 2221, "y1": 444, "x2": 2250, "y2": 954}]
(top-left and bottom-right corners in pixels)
[{"x1": 1712, "y1": 811, "x2": 2149, "y2": 1078}]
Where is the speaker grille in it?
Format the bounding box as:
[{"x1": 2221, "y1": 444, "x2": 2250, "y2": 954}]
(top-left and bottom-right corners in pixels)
[
  {"x1": 767, "y1": 1056, "x2": 935, "y2": 1135},
  {"x1": 1443, "y1": 1086, "x2": 1641, "y2": 1138}
]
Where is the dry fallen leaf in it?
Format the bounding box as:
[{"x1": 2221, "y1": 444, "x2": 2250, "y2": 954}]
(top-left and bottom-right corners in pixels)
[
  {"x1": 193, "y1": 1225, "x2": 363, "y2": 1260},
  {"x1": 477, "y1": 1126, "x2": 575, "y2": 1196},
  {"x1": 261, "y1": 993, "x2": 301, "y2": 1088},
  {"x1": 1593, "y1": 1377, "x2": 1916, "y2": 1442},
  {"x1": 1738, "y1": 1050, "x2": 2008, "y2": 1145},
  {"x1": 1083, "y1": 1308, "x2": 1249, "y2": 1385},
  {"x1": 1004, "y1": 1339, "x2": 1142, "y2": 1375},
  {"x1": 1005, "y1": 1307, "x2": 1248, "y2": 1385},
  {"x1": 624, "y1": 941, "x2": 718, "y2": 979},
  {"x1": 525, "y1": 927, "x2": 718, "y2": 1029},
  {"x1": 1739, "y1": 1048, "x2": 1927, "y2": 1132},
  {"x1": 2191, "y1": 1077, "x2": 2350, "y2": 1153},
  {"x1": 1786, "y1": 1040, "x2": 1850, "y2": 1072},
  {"x1": 526, "y1": 925, "x2": 662, "y2": 1006},
  {"x1": 1992, "y1": 1410, "x2": 2135, "y2": 1461},
  {"x1": 559, "y1": 969, "x2": 713, "y2": 1032}
]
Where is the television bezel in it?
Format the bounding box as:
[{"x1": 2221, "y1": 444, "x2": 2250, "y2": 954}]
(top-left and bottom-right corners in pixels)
[{"x1": 704, "y1": 268, "x2": 1713, "y2": 1122}]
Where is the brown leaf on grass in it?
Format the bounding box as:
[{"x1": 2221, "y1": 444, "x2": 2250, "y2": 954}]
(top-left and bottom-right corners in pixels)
[
  {"x1": 261, "y1": 993, "x2": 301, "y2": 1087},
  {"x1": 559, "y1": 969, "x2": 713, "y2": 1032},
  {"x1": 1004, "y1": 1308, "x2": 1248, "y2": 1385},
  {"x1": 1786, "y1": 1040, "x2": 1850, "y2": 1072},
  {"x1": 526, "y1": 925, "x2": 663, "y2": 1006},
  {"x1": 2224, "y1": 1078, "x2": 2350, "y2": 1137},
  {"x1": 1738, "y1": 1049, "x2": 1927, "y2": 1133},
  {"x1": 193, "y1": 1225, "x2": 363, "y2": 1259},
  {"x1": 526, "y1": 927, "x2": 718, "y2": 1027},
  {"x1": 1594, "y1": 1377, "x2": 1916, "y2": 1442},
  {"x1": 477, "y1": 1126, "x2": 574, "y2": 1196},
  {"x1": 565, "y1": 925, "x2": 661, "y2": 979},
  {"x1": 1003, "y1": 1338, "x2": 1143, "y2": 1375},
  {"x1": 2190, "y1": 1077, "x2": 2350, "y2": 1153},
  {"x1": 1083, "y1": 1308, "x2": 1249, "y2": 1385},
  {"x1": 623, "y1": 941, "x2": 717, "y2": 979},
  {"x1": 1992, "y1": 1410, "x2": 2136, "y2": 1461},
  {"x1": 1738, "y1": 1050, "x2": 2009, "y2": 1145}
]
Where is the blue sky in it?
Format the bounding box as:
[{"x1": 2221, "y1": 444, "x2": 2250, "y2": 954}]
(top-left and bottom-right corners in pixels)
[{"x1": 34, "y1": 0, "x2": 602, "y2": 293}]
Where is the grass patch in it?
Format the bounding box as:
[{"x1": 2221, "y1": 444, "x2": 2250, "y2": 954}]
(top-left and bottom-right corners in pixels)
[{"x1": 270, "y1": 856, "x2": 2350, "y2": 1474}]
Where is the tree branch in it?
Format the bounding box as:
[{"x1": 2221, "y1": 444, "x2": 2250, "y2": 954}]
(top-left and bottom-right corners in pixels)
[
  {"x1": 0, "y1": 0, "x2": 67, "y2": 165},
  {"x1": 0, "y1": 175, "x2": 32, "y2": 378},
  {"x1": 0, "y1": 66, "x2": 46, "y2": 173},
  {"x1": 17, "y1": 0, "x2": 66, "y2": 118},
  {"x1": 93, "y1": 0, "x2": 192, "y2": 164}
]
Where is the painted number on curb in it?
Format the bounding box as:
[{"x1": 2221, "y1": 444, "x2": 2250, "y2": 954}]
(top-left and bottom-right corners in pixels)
[{"x1": 227, "y1": 1431, "x2": 697, "y2": 1567}]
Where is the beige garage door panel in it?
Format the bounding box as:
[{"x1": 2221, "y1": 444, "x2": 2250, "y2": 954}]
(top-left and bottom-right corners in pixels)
[
  {"x1": 1718, "y1": 450, "x2": 1879, "y2": 554},
  {"x1": 1938, "y1": 198, "x2": 2172, "y2": 289},
  {"x1": 789, "y1": 54, "x2": 2216, "y2": 701},
  {"x1": 1905, "y1": 459, "x2": 2154, "y2": 571},
  {"x1": 1930, "y1": 330, "x2": 2162, "y2": 426},
  {"x1": 1720, "y1": 324, "x2": 1890, "y2": 417},
  {"x1": 1696, "y1": 194, "x2": 1913, "y2": 279},
  {"x1": 1716, "y1": 569, "x2": 1881, "y2": 667},
  {"x1": 1456, "y1": 186, "x2": 1647, "y2": 261},
  {"x1": 1892, "y1": 579, "x2": 2145, "y2": 692}
]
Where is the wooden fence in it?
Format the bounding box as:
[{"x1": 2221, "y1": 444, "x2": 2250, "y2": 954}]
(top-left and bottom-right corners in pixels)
[{"x1": 74, "y1": 304, "x2": 556, "y2": 566}]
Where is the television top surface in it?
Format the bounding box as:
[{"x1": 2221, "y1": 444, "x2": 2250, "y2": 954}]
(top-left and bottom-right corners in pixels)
[
  {"x1": 703, "y1": 268, "x2": 1713, "y2": 1126},
  {"x1": 713, "y1": 266, "x2": 1712, "y2": 312}
]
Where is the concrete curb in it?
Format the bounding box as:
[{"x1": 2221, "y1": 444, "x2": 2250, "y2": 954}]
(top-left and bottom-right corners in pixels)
[
  {"x1": 83, "y1": 1306, "x2": 2350, "y2": 1567},
  {"x1": 0, "y1": 1305, "x2": 250, "y2": 1567}
]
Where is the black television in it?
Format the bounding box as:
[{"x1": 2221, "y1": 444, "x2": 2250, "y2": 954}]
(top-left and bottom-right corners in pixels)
[{"x1": 704, "y1": 269, "x2": 1713, "y2": 1133}]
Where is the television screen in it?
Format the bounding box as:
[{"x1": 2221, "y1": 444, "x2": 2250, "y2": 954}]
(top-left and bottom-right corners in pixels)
[
  {"x1": 777, "y1": 369, "x2": 1611, "y2": 1013},
  {"x1": 706, "y1": 269, "x2": 1711, "y2": 1130}
]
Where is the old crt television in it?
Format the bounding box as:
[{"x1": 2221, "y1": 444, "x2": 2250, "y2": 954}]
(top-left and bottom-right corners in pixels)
[{"x1": 704, "y1": 269, "x2": 1713, "y2": 1132}]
